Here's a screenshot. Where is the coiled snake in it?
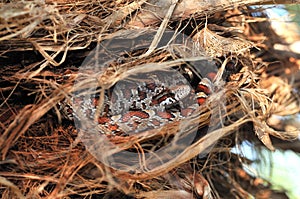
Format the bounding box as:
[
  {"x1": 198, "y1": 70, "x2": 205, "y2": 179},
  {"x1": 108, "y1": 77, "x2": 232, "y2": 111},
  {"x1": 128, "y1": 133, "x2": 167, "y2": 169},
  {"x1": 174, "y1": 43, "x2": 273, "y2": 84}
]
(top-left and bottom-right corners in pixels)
[{"x1": 59, "y1": 67, "x2": 216, "y2": 136}]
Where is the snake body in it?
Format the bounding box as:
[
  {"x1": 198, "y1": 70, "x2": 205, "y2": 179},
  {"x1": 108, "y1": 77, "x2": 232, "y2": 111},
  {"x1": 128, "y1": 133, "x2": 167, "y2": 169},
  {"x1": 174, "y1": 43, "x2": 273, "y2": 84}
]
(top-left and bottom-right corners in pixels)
[{"x1": 61, "y1": 68, "x2": 215, "y2": 135}]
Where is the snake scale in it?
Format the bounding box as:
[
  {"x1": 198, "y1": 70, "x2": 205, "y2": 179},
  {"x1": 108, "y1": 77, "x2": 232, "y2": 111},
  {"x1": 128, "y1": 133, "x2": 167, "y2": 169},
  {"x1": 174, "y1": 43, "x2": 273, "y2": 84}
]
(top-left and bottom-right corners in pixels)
[{"x1": 59, "y1": 67, "x2": 216, "y2": 136}]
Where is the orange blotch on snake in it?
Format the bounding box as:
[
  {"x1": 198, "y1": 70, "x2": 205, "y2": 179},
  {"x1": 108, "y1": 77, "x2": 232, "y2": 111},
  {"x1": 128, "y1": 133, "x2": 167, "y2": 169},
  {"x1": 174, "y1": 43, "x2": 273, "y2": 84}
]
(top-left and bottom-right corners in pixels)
[
  {"x1": 98, "y1": 117, "x2": 111, "y2": 124},
  {"x1": 121, "y1": 111, "x2": 150, "y2": 122},
  {"x1": 157, "y1": 111, "x2": 173, "y2": 119},
  {"x1": 197, "y1": 84, "x2": 211, "y2": 95},
  {"x1": 197, "y1": 97, "x2": 206, "y2": 105}
]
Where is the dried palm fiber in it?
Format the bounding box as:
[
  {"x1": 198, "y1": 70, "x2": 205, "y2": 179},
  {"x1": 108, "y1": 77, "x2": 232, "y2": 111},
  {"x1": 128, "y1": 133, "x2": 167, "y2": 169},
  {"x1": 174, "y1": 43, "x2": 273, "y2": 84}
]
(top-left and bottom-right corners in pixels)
[
  {"x1": 0, "y1": 1, "x2": 300, "y2": 199},
  {"x1": 193, "y1": 24, "x2": 254, "y2": 57}
]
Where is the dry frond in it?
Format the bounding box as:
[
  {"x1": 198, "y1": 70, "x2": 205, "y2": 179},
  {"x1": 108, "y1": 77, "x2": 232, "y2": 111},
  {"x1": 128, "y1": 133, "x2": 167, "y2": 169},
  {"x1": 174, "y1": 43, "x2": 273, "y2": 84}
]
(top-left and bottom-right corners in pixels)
[
  {"x1": 193, "y1": 25, "x2": 254, "y2": 57},
  {"x1": 1, "y1": 3, "x2": 299, "y2": 199}
]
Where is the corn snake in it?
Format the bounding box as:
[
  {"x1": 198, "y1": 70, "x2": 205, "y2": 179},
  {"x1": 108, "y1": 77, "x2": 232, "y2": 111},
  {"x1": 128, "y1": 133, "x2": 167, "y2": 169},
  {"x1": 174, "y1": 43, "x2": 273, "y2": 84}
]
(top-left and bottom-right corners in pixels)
[{"x1": 59, "y1": 67, "x2": 216, "y2": 136}]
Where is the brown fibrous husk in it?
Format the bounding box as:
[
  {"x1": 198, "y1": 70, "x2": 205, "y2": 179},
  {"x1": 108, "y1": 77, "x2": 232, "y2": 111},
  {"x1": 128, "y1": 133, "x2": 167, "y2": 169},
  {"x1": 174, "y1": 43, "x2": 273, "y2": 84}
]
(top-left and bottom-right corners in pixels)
[{"x1": 1, "y1": 1, "x2": 300, "y2": 198}]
